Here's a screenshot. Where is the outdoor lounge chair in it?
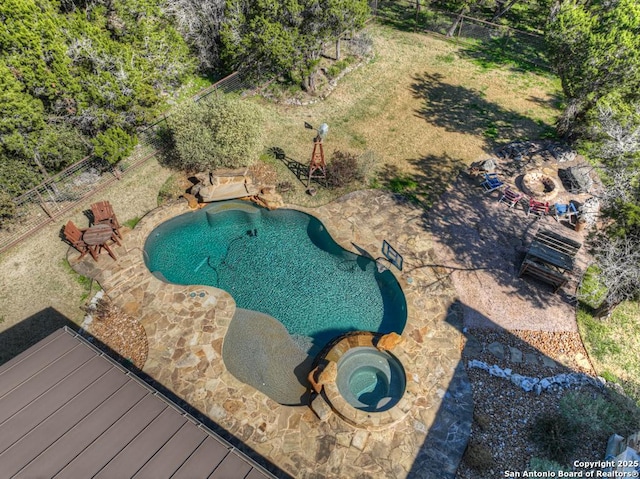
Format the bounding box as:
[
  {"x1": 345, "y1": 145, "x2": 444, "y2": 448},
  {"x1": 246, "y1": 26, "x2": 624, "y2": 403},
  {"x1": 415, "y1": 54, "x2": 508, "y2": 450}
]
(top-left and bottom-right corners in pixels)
[
  {"x1": 64, "y1": 221, "x2": 91, "y2": 259},
  {"x1": 480, "y1": 173, "x2": 504, "y2": 193},
  {"x1": 554, "y1": 202, "x2": 579, "y2": 224},
  {"x1": 91, "y1": 200, "x2": 122, "y2": 244},
  {"x1": 527, "y1": 199, "x2": 549, "y2": 216},
  {"x1": 498, "y1": 186, "x2": 524, "y2": 208}
]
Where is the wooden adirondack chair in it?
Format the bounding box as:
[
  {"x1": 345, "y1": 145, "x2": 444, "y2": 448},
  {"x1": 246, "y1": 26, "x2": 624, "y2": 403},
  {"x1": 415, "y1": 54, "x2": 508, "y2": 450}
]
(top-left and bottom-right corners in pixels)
[
  {"x1": 527, "y1": 199, "x2": 550, "y2": 216},
  {"x1": 64, "y1": 221, "x2": 94, "y2": 260},
  {"x1": 91, "y1": 201, "x2": 122, "y2": 244},
  {"x1": 498, "y1": 186, "x2": 524, "y2": 208},
  {"x1": 480, "y1": 173, "x2": 504, "y2": 193}
]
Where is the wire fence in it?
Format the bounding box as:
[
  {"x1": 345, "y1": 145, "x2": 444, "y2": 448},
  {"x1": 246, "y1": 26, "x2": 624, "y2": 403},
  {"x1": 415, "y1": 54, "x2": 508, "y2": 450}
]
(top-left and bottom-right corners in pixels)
[
  {"x1": 0, "y1": 72, "x2": 249, "y2": 254},
  {"x1": 376, "y1": 1, "x2": 550, "y2": 69},
  {"x1": 0, "y1": 7, "x2": 547, "y2": 253}
]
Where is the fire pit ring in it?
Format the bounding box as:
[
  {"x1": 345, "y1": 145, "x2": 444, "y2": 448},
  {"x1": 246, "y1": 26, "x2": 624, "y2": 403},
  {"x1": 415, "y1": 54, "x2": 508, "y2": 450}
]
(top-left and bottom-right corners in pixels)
[{"x1": 521, "y1": 170, "x2": 560, "y2": 202}]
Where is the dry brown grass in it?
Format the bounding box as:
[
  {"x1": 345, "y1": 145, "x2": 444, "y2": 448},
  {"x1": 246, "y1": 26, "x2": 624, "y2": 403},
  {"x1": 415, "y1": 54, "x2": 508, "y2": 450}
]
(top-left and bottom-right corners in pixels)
[
  {"x1": 0, "y1": 23, "x2": 561, "y2": 362},
  {"x1": 0, "y1": 158, "x2": 173, "y2": 361},
  {"x1": 255, "y1": 24, "x2": 560, "y2": 206}
]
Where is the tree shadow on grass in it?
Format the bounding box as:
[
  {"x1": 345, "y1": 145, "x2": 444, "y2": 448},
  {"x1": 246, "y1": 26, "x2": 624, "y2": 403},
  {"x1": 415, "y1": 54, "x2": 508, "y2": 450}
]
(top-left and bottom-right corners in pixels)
[
  {"x1": 377, "y1": 153, "x2": 465, "y2": 209},
  {"x1": 374, "y1": 0, "x2": 420, "y2": 33},
  {"x1": 410, "y1": 72, "x2": 553, "y2": 152},
  {"x1": 457, "y1": 35, "x2": 552, "y2": 74}
]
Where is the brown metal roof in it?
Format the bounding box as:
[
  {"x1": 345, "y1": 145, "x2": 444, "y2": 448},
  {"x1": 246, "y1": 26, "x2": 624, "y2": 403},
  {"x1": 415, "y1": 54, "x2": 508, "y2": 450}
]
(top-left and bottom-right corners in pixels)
[{"x1": 0, "y1": 328, "x2": 276, "y2": 479}]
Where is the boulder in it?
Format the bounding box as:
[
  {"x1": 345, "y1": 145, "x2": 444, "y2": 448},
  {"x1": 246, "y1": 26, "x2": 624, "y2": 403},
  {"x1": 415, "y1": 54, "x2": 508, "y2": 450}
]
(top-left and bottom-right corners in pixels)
[
  {"x1": 318, "y1": 361, "x2": 338, "y2": 385},
  {"x1": 376, "y1": 332, "x2": 403, "y2": 351},
  {"x1": 480, "y1": 158, "x2": 497, "y2": 173},
  {"x1": 253, "y1": 192, "x2": 284, "y2": 210},
  {"x1": 182, "y1": 193, "x2": 199, "y2": 209},
  {"x1": 193, "y1": 171, "x2": 212, "y2": 185}
]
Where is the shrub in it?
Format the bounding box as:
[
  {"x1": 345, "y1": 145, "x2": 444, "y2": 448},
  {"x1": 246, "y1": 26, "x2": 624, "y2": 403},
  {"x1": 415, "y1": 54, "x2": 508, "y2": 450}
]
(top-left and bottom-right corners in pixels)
[
  {"x1": 326, "y1": 58, "x2": 354, "y2": 79},
  {"x1": 529, "y1": 412, "x2": 579, "y2": 463},
  {"x1": 168, "y1": 95, "x2": 264, "y2": 172},
  {"x1": 349, "y1": 32, "x2": 373, "y2": 58},
  {"x1": 92, "y1": 127, "x2": 137, "y2": 165},
  {"x1": 560, "y1": 391, "x2": 640, "y2": 436},
  {"x1": 326, "y1": 150, "x2": 363, "y2": 188},
  {"x1": 0, "y1": 190, "x2": 16, "y2": 222},
  {"x1": 463, "y1": 441, "x2": 494, "y2": 471},
  {"x1": 529, "y1": 457, "x2": 568, "y2": 473}
]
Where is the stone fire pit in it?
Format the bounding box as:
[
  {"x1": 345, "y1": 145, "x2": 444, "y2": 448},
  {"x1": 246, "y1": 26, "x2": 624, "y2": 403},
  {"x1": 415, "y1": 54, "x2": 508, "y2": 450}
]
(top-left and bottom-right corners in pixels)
[{"x1": 521, "y1": 170, "x2": 560, "y2": 202}]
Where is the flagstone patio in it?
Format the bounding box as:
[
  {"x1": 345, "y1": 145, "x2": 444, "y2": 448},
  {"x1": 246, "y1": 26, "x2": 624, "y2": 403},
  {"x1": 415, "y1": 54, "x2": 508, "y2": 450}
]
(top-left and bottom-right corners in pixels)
[{"x1": 71, "y1": 190, "x2": 472, "y2": 478}]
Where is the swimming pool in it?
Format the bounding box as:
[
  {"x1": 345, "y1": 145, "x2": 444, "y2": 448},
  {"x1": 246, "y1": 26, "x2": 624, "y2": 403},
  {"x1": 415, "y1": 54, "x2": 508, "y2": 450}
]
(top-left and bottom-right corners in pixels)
[{"x1": 144, "y1": 201, "x2": 407, "y2": 354}]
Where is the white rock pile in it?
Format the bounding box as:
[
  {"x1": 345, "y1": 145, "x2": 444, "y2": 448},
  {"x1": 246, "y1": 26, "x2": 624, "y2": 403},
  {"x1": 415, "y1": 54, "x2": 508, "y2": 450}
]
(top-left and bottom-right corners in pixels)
[{"x1": 467, "y1": 359, "x2": 605, "y2": 395}]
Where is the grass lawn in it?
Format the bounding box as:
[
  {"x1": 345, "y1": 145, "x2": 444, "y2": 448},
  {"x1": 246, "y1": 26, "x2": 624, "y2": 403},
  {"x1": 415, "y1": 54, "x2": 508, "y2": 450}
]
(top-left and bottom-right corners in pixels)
[
  {"x1": 0, "y1": 21, "x2": 562, "y2": 362},
  {"x1": 577, "y1": 265, "x2": 640, "y2": 405},
  {"x1": 251, "y1": 23, "x2": 561, "y2": 207},
  {"x1": 578, "y1": 302, "x2": 640, "y2": 405}
]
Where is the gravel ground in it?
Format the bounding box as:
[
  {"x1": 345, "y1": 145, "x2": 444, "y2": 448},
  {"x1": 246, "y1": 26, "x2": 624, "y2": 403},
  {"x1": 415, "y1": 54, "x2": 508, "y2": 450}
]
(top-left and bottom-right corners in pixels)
[
  {"x1": 84, "y1": 298, "x2": 148, "y2": 369},
  {"x1": 456, "y1": 329, "x2": 608, "y2": 478}
]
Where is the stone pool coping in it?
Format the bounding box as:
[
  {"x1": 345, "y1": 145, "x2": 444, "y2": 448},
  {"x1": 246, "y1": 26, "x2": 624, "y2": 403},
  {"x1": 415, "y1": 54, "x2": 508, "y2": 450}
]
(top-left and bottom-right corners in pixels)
[{"x1": 71, "y1": 190, "x2": 472, "y2": 478}]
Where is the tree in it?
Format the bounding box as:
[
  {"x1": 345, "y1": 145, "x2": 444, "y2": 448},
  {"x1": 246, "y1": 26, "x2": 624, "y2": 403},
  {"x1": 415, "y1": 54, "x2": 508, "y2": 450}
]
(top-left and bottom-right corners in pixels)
[
  {"x1": 574, "y1": 102, "x2": 640, "y2": 317},
  {"x1": 547, "y1": 0, "x2": 640, "y2": 137},
  {"x1": 168, "y1": 95, "x2": 264, "y2": 171},
  {"x1": 0, "y1": 190, "x2": 16, "y2": 223},
  {"x1": 436, "y1": 0, "x2": 552, "y2": 33},
  {"x1": 91, "y1": 126, "x2": 137, "y2": 165},
  {"x1": 0, "y1": 0, "x2": 195, "y2": 193},
  {"x1": 221, "y1": 0, "x2": 369, "y2": 92},
  {"x1": 164, "y1": 0, "x2": 226, "y2": 71},
  {"x1": 585, "y1": 234, "x2": 640, "y2": 318}
]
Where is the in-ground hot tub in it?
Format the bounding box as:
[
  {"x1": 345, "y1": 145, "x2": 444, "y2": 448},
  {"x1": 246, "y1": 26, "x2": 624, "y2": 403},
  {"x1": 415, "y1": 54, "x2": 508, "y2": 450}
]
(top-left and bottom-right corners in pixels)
[
  {"x1": 336, "y1": 347, "x2": 406, "y2": 412},
  {"x1": 318, "y1": 332, "x2": 416, "y2": 429}
]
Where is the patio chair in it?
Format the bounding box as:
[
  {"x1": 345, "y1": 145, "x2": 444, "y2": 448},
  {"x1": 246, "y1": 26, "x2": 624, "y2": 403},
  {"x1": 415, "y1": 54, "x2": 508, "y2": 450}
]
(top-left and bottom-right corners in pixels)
[
  {"x1": 527, "y1": 199, "x2": 549, "y2": 217},
  {"x1": 498, "y1": 186, "x2": 524, "y2": 208},
  {"x1": 64, "y1": 221, "x2": 93, "y2": 260},
  {"x1": 91, "y1": 200, "x2": 122, "y2": 243},
  {"x1": 480, "y1": 173, "x2": 504, "y2": 193},
  {"x1": 554, "y1": 202, "x2": 579, "y2": 224}
]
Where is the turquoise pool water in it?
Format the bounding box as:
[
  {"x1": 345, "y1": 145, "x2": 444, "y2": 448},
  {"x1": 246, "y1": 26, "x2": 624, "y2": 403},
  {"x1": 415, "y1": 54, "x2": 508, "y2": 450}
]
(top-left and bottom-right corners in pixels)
[{"x1": 144, "y1": 201, "x2": 407, "y2": 354}]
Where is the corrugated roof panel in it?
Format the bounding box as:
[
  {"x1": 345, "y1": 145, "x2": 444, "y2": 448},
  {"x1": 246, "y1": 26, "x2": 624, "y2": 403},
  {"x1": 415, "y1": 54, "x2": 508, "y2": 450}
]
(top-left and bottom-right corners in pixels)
[
  {"x1": 93, "y1": 408, "x2": 187, "y2": 479},
  {"x1": 132, "y1": 422, "x2": 208, "y2": 479},
  {"x1": 0, "y1": 367, "x2": 130, "y2": 477},
  {"x1": 53, "y1": 394, "x2": 165, "y2": 479},
  {"x1": 171, "y1": 436, "x2": 231, "y2": 479},
  {"x1": 0, "y1": 329, "x2": 66, "y2": 372},
  {"x1": 0, "y1": 343, "x2": 95, "y2": 423},
  {"x1": 209, "y1": 452, "x2": 253, "y2": 479},
  {"x1": 0, "y1": 328, "x2": 278, "y2": 479},
  {"x1": 0, "y1": 356, "x2": 112, "y2": 454},
  {"x1": 246, "y1": 469, "x2": 273, "y2": 479},
  {"x1": 0, "y1": 331, "x2": 80, "y2": 396}
]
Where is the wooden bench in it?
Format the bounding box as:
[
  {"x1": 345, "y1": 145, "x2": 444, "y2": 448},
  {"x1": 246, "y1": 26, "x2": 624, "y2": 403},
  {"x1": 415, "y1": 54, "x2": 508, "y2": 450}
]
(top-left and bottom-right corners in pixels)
[
  {"x1": 535, "y1": 230, "x2": 582, "y2": 258},
  {"x1": 519, "y1": 259, "x2": 568, "y2": 293}
]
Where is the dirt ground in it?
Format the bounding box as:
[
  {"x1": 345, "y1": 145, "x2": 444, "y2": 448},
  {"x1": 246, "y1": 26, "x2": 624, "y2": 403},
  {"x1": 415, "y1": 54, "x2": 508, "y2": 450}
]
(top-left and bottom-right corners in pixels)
[
  {"x1": 0, "y1": 158, "x2": 172, "y2": 363},
  {"x1": 427, "y1": 150, "x2": 596, "y2": 332}
]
